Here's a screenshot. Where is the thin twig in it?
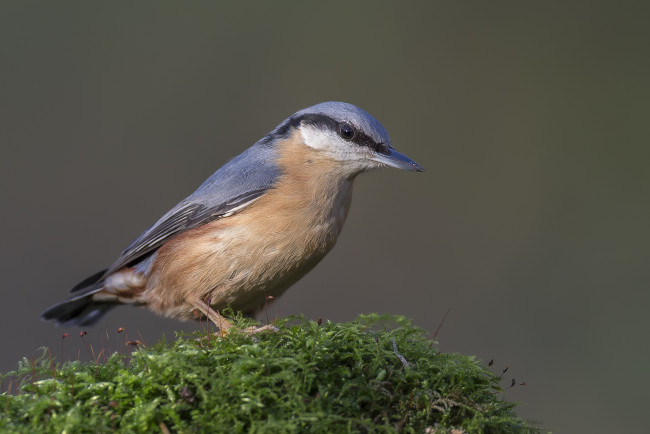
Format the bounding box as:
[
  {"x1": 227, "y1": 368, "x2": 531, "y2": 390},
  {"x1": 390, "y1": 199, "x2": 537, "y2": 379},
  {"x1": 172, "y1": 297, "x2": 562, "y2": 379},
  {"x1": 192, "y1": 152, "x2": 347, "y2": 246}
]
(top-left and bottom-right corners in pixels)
[{"x1": 433, "y1": 307, "x2": 451, "y2": 339}]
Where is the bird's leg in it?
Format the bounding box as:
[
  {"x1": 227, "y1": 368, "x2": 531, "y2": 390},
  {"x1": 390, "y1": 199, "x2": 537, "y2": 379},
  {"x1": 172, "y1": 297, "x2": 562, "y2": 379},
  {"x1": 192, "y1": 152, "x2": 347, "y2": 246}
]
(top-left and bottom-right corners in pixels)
[
  {"x1": 193, "y1": 300, "x2": 234, "y2": 336},
  {"x1": 193, "y1": 300, "x2": 278, "y2": 337}
]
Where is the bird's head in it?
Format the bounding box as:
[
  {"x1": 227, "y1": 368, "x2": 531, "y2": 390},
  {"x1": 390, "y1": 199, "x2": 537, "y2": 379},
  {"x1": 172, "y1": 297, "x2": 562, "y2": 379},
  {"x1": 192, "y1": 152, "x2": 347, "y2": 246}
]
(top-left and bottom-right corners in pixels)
[{"x1": 272, "y1": 102, "x2": 423, "y2": 175}]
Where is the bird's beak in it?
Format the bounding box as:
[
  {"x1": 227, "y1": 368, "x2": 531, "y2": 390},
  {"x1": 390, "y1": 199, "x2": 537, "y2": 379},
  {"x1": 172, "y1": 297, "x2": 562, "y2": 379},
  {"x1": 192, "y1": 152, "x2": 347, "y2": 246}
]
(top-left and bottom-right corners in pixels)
[{"x1": 371, "y1": 147, "x2": 424, "y2": 172}]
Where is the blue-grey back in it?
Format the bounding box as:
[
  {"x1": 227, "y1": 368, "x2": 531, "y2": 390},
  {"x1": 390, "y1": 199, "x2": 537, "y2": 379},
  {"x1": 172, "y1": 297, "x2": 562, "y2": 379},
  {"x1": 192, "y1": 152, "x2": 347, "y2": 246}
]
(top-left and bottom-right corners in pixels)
[
  {"x1": 105, "y1": 141, "x2": 281, "y2": 276},
  {"x1": 187, "y1": 142, "x2": 281, "y2": 208}
]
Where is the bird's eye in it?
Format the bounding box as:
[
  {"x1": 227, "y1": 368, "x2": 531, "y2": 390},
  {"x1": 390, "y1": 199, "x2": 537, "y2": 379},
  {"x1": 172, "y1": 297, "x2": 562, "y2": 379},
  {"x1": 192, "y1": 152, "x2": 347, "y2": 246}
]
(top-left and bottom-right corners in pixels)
[{"x1": 339, "y1": 124, "x2": 355, "y2": 140}]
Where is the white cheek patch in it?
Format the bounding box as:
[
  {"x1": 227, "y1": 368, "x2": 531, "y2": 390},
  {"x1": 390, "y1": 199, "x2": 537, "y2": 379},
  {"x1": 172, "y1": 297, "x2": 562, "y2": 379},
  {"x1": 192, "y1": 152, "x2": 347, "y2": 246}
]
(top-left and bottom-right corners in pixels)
[
  {"x1": 299, "y1": 124, "x2": 362, "y2": 163},
  {"x1": 299, "y1": 124, "x2": 340, "y2": 150}
]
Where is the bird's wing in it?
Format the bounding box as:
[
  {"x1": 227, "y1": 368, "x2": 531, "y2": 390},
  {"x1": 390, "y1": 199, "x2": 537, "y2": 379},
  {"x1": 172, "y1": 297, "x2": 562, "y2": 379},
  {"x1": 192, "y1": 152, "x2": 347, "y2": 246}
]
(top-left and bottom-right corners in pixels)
[
  {"x1": 70, "y1": 143, "x2": 281, "y2": 292},
  {"x1": 105, "y1": 189, "x2": 268, "y2": 275}
]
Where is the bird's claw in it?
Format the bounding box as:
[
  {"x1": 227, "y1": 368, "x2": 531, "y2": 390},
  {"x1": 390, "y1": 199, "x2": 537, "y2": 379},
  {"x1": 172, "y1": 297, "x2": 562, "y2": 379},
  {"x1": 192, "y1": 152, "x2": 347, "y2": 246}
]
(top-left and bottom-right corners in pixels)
[{"x1": 242, "y1": 324, "x2": 280, "y2": 335}]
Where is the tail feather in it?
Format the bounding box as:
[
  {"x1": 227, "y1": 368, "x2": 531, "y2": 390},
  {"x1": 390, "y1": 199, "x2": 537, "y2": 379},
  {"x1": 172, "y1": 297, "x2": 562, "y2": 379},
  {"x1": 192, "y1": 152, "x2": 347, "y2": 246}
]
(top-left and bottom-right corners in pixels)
[
  {"x1": 71, "y1": 269, "x2": 107, "y2": 292},
  {"x1": 41, "y1": 268, "x2": 116, "y2": 326},
  {"x1": 41, "y1": 296, "x2": 115, "y2": 326}
]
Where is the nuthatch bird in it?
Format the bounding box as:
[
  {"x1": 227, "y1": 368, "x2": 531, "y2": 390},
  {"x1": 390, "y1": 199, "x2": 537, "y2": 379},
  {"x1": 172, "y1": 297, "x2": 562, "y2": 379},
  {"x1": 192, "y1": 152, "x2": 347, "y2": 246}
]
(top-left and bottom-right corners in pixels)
[{"x1": 41, "y1": 102, "x2": 423, "y2": 332}]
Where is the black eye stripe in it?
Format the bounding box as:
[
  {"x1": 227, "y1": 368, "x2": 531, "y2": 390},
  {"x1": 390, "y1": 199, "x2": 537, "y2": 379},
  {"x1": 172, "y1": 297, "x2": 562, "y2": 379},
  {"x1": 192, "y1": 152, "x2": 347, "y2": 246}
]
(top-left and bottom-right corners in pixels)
[
  {"x1": 268, "y1": 113, "x2": 390, "y2": 155},
  {"x1": 344, "y1": 125, "x2": 390, "y2": 155}
]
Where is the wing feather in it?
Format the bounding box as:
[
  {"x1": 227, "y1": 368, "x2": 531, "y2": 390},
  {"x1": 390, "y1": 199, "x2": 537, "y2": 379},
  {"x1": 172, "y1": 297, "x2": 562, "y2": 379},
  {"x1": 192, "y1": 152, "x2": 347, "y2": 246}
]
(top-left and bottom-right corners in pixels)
[
  {"x1": 69, "y1": 141, "x2": 282, "y2": 293},
  {"x1": 103, "y1": 189, "x2": 268, "y2": 276}
]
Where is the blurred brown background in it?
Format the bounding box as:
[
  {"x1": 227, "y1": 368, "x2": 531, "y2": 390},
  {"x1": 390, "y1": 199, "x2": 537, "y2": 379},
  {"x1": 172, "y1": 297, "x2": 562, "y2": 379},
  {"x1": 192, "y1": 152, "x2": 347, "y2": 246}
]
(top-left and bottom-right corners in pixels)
[{"x1": 1, "y1": 2, "x2": 648, "y2": 432}]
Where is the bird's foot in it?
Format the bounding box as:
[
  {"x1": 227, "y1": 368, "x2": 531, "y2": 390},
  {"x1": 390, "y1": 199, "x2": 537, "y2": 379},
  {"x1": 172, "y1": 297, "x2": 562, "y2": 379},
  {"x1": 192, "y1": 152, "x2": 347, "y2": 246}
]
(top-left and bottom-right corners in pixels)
[
  {"x1": 193, "y1": 300, "x2": 234, "y2": 336},
  {"x1": 197, "y1": 324, "x2": 278, "y2": 342},
  {"x1": 193, "y1": 300, "x2": 278, "y2": 338},
  {"x1": 242, "y1": 324, "x2": 280, "y2": 335}
]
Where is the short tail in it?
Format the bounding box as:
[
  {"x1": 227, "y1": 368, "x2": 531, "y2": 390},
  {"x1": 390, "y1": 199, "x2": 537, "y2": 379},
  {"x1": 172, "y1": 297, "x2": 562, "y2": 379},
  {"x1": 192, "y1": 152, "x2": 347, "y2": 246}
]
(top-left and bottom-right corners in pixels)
[
  {"x1": 41, "y1": 297, "x2": 115, "y2": 326},
  {"x1": 41, "y1": 269, "x2": 114, "y2": 326}
]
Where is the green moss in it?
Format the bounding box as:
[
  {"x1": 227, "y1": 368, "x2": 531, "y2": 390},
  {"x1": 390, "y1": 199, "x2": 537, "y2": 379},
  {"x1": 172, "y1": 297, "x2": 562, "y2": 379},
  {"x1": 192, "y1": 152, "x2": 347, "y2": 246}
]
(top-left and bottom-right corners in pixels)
[{"x1": 1, "y1": 314, "x2": 538, "y2": 433}]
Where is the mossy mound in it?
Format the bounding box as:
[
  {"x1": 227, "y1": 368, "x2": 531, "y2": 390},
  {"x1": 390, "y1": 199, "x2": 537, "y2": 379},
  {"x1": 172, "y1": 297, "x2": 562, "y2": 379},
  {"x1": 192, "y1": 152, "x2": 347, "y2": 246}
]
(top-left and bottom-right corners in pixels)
[{"x1": 1, "y1": 314, "x2": 537, "y2": 433}]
